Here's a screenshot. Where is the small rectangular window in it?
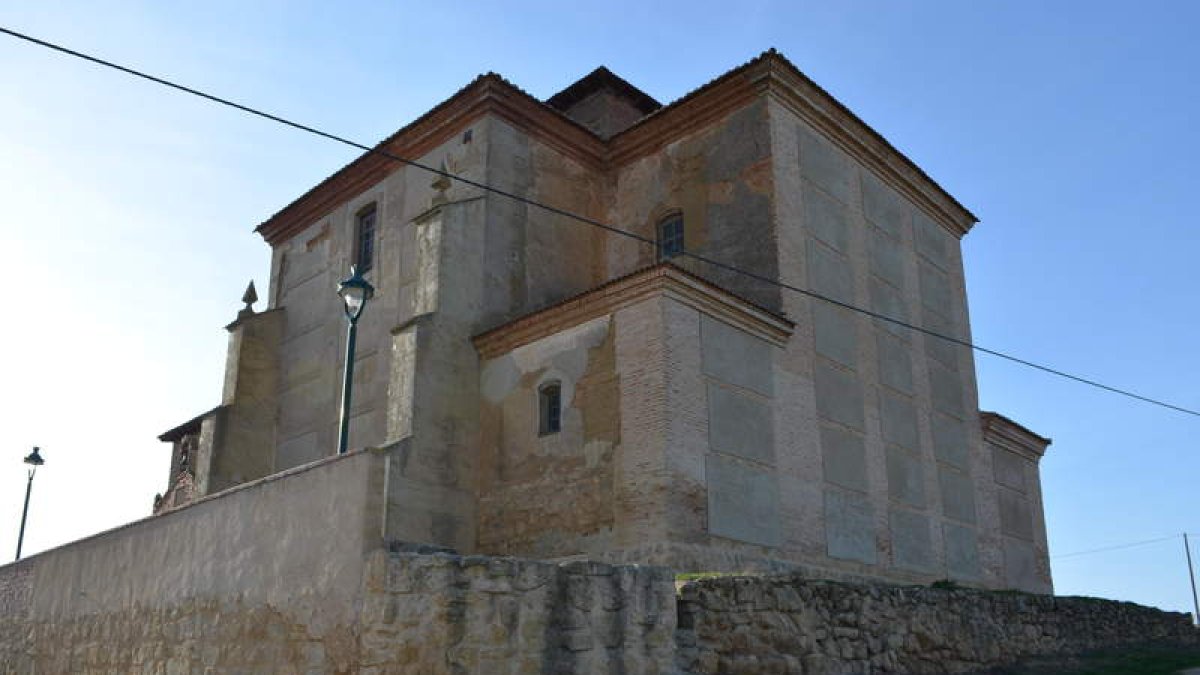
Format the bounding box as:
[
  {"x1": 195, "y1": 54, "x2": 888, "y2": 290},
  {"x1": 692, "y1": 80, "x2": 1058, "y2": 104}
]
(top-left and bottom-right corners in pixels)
[
  {"x1": 658, "y1": 215, "x2": 684, "y2": 260},
  {"x1": 355, "y1": 205, "x2": 377, "y2": 272},
  {"x1": 539, "y1": 382, "x2": 562, "y2": 435}
]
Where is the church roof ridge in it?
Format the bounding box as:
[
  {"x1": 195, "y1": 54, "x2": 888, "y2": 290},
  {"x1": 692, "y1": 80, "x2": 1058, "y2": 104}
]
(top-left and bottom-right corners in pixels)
[{"x1": 545, "y1": 65, "x2": 662, "y2": 115}]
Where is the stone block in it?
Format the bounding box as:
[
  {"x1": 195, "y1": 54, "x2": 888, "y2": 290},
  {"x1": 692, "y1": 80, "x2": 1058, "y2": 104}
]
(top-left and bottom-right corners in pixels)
[
  {"x1": 938, "y1": 466, "x2": 977, "y2": 524},
  {"x1": 870, "y1": 277, "x2": 910, "y2": 340},
  {"x1": 918, "y1": 262, "x2": 952, "y2": 318},
  {"x1": 707, "y1": 453, "x2": 781, "y2": 547},
  {"x1": 815, "y1": 361, "x2": 865, "y2": 431},
  {"x1": 992, "y1": 447, "x2": 1027, "y2": 493},
  {"x1": 876, "y1": 333, "x2": 913, "y2": 394},
  {"x1": 921, "y1": 309, "x2": 960, "y2": 370},
  {"x1": 879, "y1": 391, "x2": 919, "y2": 451},
  {"x1": 890, "y1": 509, "x2": 934, "y2": 573},
  {"x1": 821, "y1": 423, "x2": 868, "y2": 492},
  {"x1": 813, "y1": 302, "x2": 857, "y2": 369},
  {"x1": 914, "y1": 211, "x2": 950, "y2": 269},
  {"x1": 1002, "y1": 537, "x2": 1040, "y2": 591},
  {"x1": 869, "y1": 227, "x2": 905, "y2": 289},
  {"x1": 824, "y1": 489, "x2": 877, "y2": 564},
  {"x1": 700, "y1": 314, "x2": 773, "y2": 397},
  {"x1": 886, "y1": 447, "x2": 925, "y2": 508},
  {"x1": 807, "y1": 241, "x2": 855, "y2": 305},
  {"x1": 943, "y1": 522, "x2": 981, "y2": 580},
  {"x1": 804, "y1": 183, "x2": 850, "y2": 253},
  {"x1": 999, "y1": 489, "x2": 1034, "y2": 540},
  {"x1": 930, "y1": 413, "x2": 969, "y2": 469},
  {"x1": 798, "y1": 124, "x2": 853, "y2": 205},
  {"x1": 707, "y1": 383, "x2": 774, "y2": 465},
  {"x1": 928, "y1": 364, "x2": 965, "y2": 419},
  {"x1": 861, "y1": 172, "x2": 906, "y2": 236}
]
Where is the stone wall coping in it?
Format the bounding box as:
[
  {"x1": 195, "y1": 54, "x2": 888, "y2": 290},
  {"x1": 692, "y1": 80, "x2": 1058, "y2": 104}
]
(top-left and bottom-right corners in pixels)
[
  {"x1": 981, "y1": 411, "x2": 1052, "y2": 461},
  {"x1": 472, "y1": 263, "x2": 795, "y2": 359},
  {"x1": 0, "y1": 448, "x2": 380, "y2": 573}
]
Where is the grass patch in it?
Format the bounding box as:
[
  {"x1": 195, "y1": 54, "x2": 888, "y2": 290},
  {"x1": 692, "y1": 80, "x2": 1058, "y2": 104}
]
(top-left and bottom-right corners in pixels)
[
  {"x1": 674, "y1": 571, "x2": 753, "y2": 582},
  {"x1": 991, "y1": 643, "x2": 1200, "y2": 675}
]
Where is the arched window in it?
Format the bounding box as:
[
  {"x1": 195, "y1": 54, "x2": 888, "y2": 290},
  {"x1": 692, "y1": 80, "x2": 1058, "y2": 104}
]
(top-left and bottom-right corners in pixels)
[
  {"x1": 539, "y1": 381, "x2": 562, "y2": 435},
  {"x1": 657, "y1": 213, "x2": 684, "y2": 260},
  {"x1": 355, "y1": 203, "x2": 377, "y2": 273}
]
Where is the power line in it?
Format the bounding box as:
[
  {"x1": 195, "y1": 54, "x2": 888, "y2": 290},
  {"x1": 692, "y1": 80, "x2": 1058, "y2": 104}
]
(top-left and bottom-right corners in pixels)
[
  {"x1": 2, "y1": 24, "x2": 1198, "y2": 419},
  {"x1": 1052, "y1": 534, "x2": 1187, "y2": 560}
]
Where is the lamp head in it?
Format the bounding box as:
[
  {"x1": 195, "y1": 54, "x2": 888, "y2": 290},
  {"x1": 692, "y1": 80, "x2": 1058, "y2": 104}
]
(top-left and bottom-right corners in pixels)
[
  {"x1": 23, "y1": 447, "x2": 44, "y2": 467},
  {"x1": 337, "y1": 265, "x2": 375, "y2": 322}
]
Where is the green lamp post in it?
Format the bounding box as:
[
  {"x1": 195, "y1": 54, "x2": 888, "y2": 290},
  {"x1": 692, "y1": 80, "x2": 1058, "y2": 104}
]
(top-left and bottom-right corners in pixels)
[
  {"x1": 15, "y1": 446, "x2": 44, "y2": 561},
  {"x1": 336, "y1": 266, "x2": 375, "y2": 455}
]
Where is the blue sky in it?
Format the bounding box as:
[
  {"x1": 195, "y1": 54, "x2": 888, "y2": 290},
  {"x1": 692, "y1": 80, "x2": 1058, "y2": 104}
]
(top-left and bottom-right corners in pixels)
[{"x1": 1, "y1": 2, "x2": 1197, "y2": 613}]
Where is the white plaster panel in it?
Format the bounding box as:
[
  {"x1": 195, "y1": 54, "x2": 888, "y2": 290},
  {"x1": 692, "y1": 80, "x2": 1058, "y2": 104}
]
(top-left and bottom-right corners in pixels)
[
  {"x1": 928, "y1": 363, "x2": 965, "y2": 419},
  {"x1": 812, "y1": 302, "x2": 857, "y2": 369},
  {"x1": 931, "y1": 412, "x2": 969, "y2": 469},
  {"x1": 861, "y1": 171, "x2": 906, "y2": 237},
  {"x1": 999, "y1": 489, "x2": 1034, "y2": 540},
  {"x1": 803, "y1": 183, "x2": 850, "y2": 253},
  {"x1": 798, "y1": 124, "x2": 853, "y2": 205},
  {"x1": 876, "y1": 332, "x2": 914, "y2": 394},
  {"x1": 706, "y1": 453, "x2": 781, "y2": 547},
  {"x1": 879, "y1": 391, "x2": 920, "y2": 451},
  {"x1": 1002, "y1": 537, "x2": 1040, "y2": 591},
  {"x1": 814, "y1": 361, "x2": 865, "y2": 431},
  {"x1": 869, "y1": 227, "x2": 905, "y2": 289},
  {"x1": 918, "y1": 262, "x2": 952, "y2": 319},
  {"x1": 938, "y1": 466, "x2": 977, "y2": 524},
  {"x1": 700, "y1": 314, "x2": 773, "y2": 397},
  {"x1": 891, "y1": 509, "x2": 934, "y2": 573},
  {"x1": 886, "y1": 447, "x2": 926, "y2": 508},
  {"x1": 707, "y1": 383, "x2": 774, "y2": 465},
  {"x1": 914, "y1": 211, "x2": 950, "y2": 270},
  {"x1": 992, "y1": 447, "x2": 1028, "y2": 493},
  {"x1": 821, "y1": 423, "x2": 868, "y2": 493},
  {"x1": 870, "y1": 276, "x2": 910, "y2": 340},
  {"x1": 807, "y1": 242, "x2": 855, "y2": 305},
  {"x1": 824, "y1": 488, "x2": 876, "y2": 564},
  {"x1": 944, "y1": 521, "x2": 981, "y2": 581}
]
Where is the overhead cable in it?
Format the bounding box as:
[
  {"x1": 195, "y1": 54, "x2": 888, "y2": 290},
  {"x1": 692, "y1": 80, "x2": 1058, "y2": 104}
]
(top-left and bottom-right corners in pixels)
[{"x1": 2, "y1": 24, "x2": 1197, "y2": 419}]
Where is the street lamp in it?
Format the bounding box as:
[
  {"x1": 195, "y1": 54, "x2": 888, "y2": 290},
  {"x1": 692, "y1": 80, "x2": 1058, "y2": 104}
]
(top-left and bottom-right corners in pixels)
[
  {"x1": 336, "y1": 265, "x2": 375, "y2": 455},
  {"x1": 15, "y1": 446, "x2": 44, "y2": 561}
]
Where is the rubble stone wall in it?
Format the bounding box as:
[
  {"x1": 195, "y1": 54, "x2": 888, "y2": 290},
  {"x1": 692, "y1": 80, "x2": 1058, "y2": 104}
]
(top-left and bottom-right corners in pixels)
[{"x1": 676, "y1": 575, "x2": 1198, "y2": 675}]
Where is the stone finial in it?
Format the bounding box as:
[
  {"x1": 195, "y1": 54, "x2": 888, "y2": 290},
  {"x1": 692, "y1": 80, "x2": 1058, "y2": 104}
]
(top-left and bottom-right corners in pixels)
[
  {"x1": 238, "y1": 280, "x2": 258, "y2": 319},
  {"x1": 431, "y1": 159, "x2": 451, "y2": 206}
]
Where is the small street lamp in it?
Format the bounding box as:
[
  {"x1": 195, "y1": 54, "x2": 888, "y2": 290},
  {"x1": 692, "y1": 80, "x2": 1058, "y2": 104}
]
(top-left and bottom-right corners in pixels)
[
  {"x1": 336, "y1": 266, "x2": 375, "y2": 455},
  {"x1": 15, "y1": 446, "x2": 44, "y2": 561}
]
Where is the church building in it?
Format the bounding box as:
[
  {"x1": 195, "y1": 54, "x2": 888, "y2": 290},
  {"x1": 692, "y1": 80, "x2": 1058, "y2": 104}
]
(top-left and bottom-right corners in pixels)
[{"x1": 157, "y1": 50, "x2": 1052, "y2": 593}]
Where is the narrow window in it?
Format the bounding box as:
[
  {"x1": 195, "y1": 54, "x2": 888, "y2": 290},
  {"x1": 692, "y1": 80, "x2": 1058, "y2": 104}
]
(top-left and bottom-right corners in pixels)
[
  {"x1": 657, "y1": 214, "x2": 684, "y2": 260},
  {"x1": 355, "y1": 204, "x2": 377, "y2": 273},
  {"x1": 539, "y1": 382, "x2": 562, "y2": 435}
]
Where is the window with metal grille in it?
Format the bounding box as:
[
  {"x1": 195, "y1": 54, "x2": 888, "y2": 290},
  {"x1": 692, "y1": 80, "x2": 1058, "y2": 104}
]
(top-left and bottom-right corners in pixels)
[
  {"x1": 658, "y1": 214, "x2": 684, "y2": 259},
  {"x1": 539, "y1": 382, "x2": 562, "y2": 435},
  {"x1": 355, "y1": 204, "x2": 377, "y2": 273}
]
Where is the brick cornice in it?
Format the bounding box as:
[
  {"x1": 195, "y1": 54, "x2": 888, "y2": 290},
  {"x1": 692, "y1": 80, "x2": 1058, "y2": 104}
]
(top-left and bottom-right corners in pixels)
[
  {"x1": 981, "y1": 411, "x2": 1052, "y2": 461},
  {"x1": 473, "y1": 264, "x2": 794, "y2": 359},
  {"x1": 257, "y1": 51, "x2": 978, "y2": 247},
  {"x1": 256, "y1": 75, "x2": 606, "y2": 246}
]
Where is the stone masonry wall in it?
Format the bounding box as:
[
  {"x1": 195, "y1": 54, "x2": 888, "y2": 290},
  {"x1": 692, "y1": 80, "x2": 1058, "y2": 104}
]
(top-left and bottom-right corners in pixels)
[
  {"x1": 4, "y1": 540, "x2": 1196, "y2": 673},
  {"x1": 676, "y1": 575, "x2": 1198, "y2": 675},
  {"x1": 358, "y1": 553, "x2": 676, "y2": 674}
]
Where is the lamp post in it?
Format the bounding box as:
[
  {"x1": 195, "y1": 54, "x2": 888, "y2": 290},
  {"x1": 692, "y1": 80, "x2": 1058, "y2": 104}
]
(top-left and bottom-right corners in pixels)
[
  {"x1": 15, "y1": 446, "x2": 44, "y2": 561},
  {"x1": 336, "y1": 265, "x2": 375, "y2": 455}
]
